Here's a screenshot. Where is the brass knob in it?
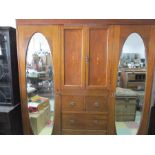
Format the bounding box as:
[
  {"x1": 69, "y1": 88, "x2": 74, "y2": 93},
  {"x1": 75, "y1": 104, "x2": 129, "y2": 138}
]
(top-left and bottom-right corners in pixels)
[
  {"x1": 94, "y1": 102, "x2": 99, "y2": 107},
  {"x1": 70, "y1": 119, "x2": 75, "y2": 124},
  {"x1": 93, "y1": 120, "x2": 99, "y2": 124}
]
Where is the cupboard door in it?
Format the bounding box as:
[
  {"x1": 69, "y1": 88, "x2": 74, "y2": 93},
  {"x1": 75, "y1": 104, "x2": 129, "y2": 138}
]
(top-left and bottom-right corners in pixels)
[
  {"x1": 86, "y1": 27, "x2": 110, "y2": 89},
  {"x1": 62, "y1": 27, "x2": 85, "y2": 89}
]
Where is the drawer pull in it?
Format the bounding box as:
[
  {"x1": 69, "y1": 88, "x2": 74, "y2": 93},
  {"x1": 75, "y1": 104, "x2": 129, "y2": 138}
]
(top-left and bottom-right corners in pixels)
[
  {"x1": 69, "y1": 119, "x2": 75, "y2": 124},
  {"x1": 94, "y1": 102, "x2": 99, "y2": 107},
  {"x1": 70, "y1": 102, "x2": 76, "y2": 106},
  {"x1": 93, "y1": 120, "x2": 99, "y2": 124}
]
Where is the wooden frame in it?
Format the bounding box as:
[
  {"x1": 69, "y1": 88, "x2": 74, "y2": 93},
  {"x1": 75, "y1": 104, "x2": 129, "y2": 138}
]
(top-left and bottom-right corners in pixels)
[
  {"x1": 16, "y1": 19, "x2": 155, "y2": 135},
  {"x1": 17, "y1": 19, "x2": 155, "y2": 26}
]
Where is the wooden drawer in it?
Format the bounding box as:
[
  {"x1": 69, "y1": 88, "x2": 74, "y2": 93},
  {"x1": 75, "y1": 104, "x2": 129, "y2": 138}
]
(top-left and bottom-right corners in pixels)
[
  {"x1": 62, "y1": 96, "x2": 84, "y2": 111},
  {"x1": 62, "y1": 129, "x2": 107, "y2": 135},
  {"x1": 85, "y1": 96, "x2": 108, "y2": 112},
  {"x1": 0, "y1": 113, "x2": 8, "y2": 123},
  {"x1": 62, "y1": 113, "x2": 107, "y2": 130}
]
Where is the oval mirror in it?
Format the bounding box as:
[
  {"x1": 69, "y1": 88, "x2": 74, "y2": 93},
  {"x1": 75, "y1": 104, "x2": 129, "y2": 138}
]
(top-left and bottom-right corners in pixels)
[
  {"x1": 115, "y1": 33, "x2": 146, "y2": 135},
  {"x1": 26, "y1": 33, "x2": 54, "y2": 135}
]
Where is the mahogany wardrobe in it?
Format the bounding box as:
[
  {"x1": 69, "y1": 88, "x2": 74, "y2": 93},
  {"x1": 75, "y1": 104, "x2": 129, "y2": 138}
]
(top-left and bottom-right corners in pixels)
[{"x1": 16, "y1": 19, "x2": 155, "y2": 135}]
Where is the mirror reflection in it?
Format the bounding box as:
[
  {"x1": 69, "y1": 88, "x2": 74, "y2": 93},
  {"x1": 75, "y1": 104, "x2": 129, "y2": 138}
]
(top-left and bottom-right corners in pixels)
[
  {"x1": 26, "y1": 33, "x2": 54, "y2": 135},
  {"x1": 115, "y1": 33, "x2": 146, "y2": 135}
]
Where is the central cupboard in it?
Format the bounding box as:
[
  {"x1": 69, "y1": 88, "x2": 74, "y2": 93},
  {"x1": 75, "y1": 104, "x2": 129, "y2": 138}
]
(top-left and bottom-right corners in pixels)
[
  {"x1": 16, "y1": 20, "x2": 155, "y2": 135},
  {"x1": 61, "y1": 26, "x2": 112, "y2": 135}
]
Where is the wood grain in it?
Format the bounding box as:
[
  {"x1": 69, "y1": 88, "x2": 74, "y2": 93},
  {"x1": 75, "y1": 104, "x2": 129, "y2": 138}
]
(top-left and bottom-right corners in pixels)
[
  {"x1": 62, "y1": 95, "x2": 85, "y2": 111},
  {"x1": 85, "y1": 96, "x2": 108, "y2": 112},
  {"x1": 88, "y1": 28, "x2": 108, "y2": 87},
  {"x1": 64, "y1": 29, "x2": 82, "y2": 86},
  {"x1": 17, "y1": 19, "x2": 155, "y2": 26}
]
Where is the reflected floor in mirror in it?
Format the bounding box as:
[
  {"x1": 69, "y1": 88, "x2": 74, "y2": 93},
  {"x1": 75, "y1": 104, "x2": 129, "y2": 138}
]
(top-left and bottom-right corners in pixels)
[
  {"x1": 116, "y1": 111, "x2": 141, "y2": 135},
  {"x1": 39, "y1": 99, "x2": 54, "y2": 135},
  {"x1": 39, "y1": 112, "x2": 54, "y2": 135}
]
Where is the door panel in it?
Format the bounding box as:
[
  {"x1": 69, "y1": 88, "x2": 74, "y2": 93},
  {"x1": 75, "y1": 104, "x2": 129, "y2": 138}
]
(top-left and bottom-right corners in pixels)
[
  {"x1": 86, "y1": 27, "x2": 109, "y2": 89},
  {"x1": 62, "y1": 27, "x2": 85, "y2": 89}
]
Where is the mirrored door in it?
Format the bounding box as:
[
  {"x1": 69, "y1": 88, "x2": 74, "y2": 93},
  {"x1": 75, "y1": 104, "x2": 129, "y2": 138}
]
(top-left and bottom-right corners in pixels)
[
  {"x1": 115, "y1": 33, "x2": 147, "y2": 135},
  {"x1": 110, "y1": 25, "x2": 154, "y2": 135},
  {"x1": 16, "y1": 25, "x2": 61, "y2": 135},
  {"x1": 26, "y1": 33, "x2": 55, "y2": 135}
]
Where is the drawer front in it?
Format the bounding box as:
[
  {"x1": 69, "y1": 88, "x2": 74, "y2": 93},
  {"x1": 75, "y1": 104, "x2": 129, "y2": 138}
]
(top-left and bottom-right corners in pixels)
[
  {"x1": 86, "y1": 114, "x2": 107, "y2": 130},
  {"x1": 62, "y1": 96, "x2": 84, "y2": 111},
  {"x1": 0, "y1": 113, "x2": 8, "y2": 123},
  {"x1": 85, "y1": 96, "x2": 108, "y2": 112},
  {"x1": 62, "y1": 113, "x2": 107, "y2": 130},
  {"x1": 62, "y1": 129, "x2": 107, "y2": 135}
]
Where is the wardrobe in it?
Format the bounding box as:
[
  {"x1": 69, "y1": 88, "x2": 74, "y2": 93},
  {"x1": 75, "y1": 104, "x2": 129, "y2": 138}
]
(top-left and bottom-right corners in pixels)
[{"x1": 16, "y1": 20, "x2": 155, "y2": 135}]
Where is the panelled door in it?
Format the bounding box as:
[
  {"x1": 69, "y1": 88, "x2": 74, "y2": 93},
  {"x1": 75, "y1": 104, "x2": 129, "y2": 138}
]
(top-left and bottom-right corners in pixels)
[
  {"x1": 16, "y1": 25, "x2": 61, "y2": 135},
  {"x1": 86, "y1": 26, "x2": 110, "y2": 89},
  {"x1": 61, "y1": 26, "x2": 86, "y2": 89}
]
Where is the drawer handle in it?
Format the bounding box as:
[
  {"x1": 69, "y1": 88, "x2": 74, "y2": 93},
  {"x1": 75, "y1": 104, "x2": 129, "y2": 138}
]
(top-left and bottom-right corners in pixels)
[
  {"x1": 94, "y1": 102, "x2": 99, "y2": 107},
  {"x1": 93, "y1": 120, "x2": 99, "y2": 124},
  {"x1": 70, "y1": 102, "x2": 76, "y2": 106},
  {"x1": 69, "y1": 119, "x2": 75, "y2": 124}
]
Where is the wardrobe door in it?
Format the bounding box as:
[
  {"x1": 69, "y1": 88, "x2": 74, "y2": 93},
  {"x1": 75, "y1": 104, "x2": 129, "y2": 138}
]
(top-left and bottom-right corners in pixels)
[
  {"x1": 16, "y1": 25, "x2": 61, "y2": 135},
  {"x1": 110, "y1": 25, "x2": 155, "y2": 135},
  {"x1": 86, "y1": 26, "x2": 111, "y2": 89},
  {"x1": 61, "y1": 27, "x2": 85, "y2": 89}
]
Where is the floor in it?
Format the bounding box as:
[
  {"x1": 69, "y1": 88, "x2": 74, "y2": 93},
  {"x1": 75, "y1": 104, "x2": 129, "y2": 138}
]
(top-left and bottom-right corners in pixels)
[{"x1": 115, "y1": 111, "x2": 141, "y2": 135}]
